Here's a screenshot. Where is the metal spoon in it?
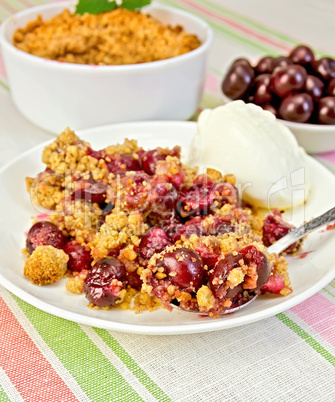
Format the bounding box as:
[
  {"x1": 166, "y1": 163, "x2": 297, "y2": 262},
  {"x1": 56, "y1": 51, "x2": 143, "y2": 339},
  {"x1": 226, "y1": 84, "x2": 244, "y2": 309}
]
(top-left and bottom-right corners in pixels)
[{"x1": 171, "y1": 205, "x2": 335, "y2": 315}]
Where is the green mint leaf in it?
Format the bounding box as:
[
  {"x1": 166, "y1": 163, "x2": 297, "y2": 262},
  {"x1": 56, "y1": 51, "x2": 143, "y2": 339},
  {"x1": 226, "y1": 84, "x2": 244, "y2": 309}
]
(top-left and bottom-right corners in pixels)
[
  {"x1": 121, "y1": 0, "x2": 151, "y2": 10},
  {"x1": 76, "y1": 0, "x2": 117, "y2": 15}
]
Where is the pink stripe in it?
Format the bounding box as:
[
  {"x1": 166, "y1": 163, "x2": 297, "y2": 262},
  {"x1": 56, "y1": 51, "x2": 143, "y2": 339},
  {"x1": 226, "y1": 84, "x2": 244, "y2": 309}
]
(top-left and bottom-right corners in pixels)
[
  {"x1": 179, "y1": 0, "x2": 291, "y2": 52},
  {"x1": 205, "y1": 72, "x2": 220, "y2": 93},
  {"x1": 291, "y1": 293, "x2": 335, "y2": 347},
  {"x1": 17, "y1": 0, "x2": 34, "y2": 8},
  {"x1": 316, "y1": 151, "x2": 335, "y2": 165},
  {"x1": 0, "y1": 51, "x2": 7, "y2": 82},
  {"x1": 0, "y1": 298, "x2": 79, "y2": 402},
  {"x1": 0, "y1": 0, "x2": 17, "y2": 14}
]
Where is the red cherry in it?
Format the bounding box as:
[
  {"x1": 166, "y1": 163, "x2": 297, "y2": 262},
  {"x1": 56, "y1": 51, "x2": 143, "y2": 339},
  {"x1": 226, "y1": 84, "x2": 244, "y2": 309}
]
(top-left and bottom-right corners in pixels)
[
  {"x1": 84, "y1": 257, "x2": 127, "y2": 307},
  {"x1": 64, "y1": 240, "x2": 92, "y2": 272},
  {"x1": 158, "y1": 248, "x2": 204, "y2": 292},
  {"x1": 278, "y1": 93, "x2": 313, "y2": 123},
  {"x1": 328, "y1": 78, "x2": 335, "y2": 96},
  {"x1": 253, "y1": 73, "x2": 272, "y2": 105},
  {"x1": 305, "y1": 75, "x2": 324, "y2": 101},
  {"x1": 318, "y1": 96, "x2": 335, "y2": 124},
  {"x1": 221, "y1": 63, "x2": 254, "y2": 100},
  {"x1": 315, "y1": 57, "x2": 335, "y2": 81},
  {"x1": 270, "y1": 65, "x2": 307, "y2": 97},
  {"x1": 289, "y1": 45, "x2": 315, "y2": 67},
  {"x1": 138, "y1": 228, "x2": 172, "y2": 260},
  {"x1": 239, "y1": 245, "x2": 271, "y2": 291},
  {"x1": 26, "y1": 221, "x2": 65, "y2": 254},
  {"x1": 272, "y1": 56, "x2": 293, "y2": 72},
  {"x1": 255, "y1": 56, "x2": 275, "y2": 74},
  {"x1": 261, "y1": 103, "x2": 277, "y2": 116},
  {"x1": 209, "y1": 253, "x2": 246, "y2": 299}
]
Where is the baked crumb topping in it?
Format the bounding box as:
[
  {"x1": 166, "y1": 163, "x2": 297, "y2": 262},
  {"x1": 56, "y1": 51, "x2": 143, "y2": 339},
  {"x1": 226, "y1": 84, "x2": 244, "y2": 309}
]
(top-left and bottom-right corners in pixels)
[{"x1": 13, "y1": 8, "x2": 201, "y2": 65}]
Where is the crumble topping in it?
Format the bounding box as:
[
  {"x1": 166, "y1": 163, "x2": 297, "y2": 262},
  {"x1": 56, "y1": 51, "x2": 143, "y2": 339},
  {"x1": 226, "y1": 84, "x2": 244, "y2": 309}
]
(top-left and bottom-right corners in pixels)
[{"x1": 13, "y1": 8, "x2": 201, "y2": 65}]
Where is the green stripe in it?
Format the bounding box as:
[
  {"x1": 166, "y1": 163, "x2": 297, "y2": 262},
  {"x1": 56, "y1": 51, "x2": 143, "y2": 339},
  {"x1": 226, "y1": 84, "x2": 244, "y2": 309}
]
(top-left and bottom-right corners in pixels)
[
  {"x1": 0, "y1": 80, "x2": 9, "y2": 91},
  {"x1": 201, "y1": 0, "x2": 298, "y2": 46},
  {"x1": 2, "y1": 0, "x2": 25, "y2": 12},
  {"x1": 94, "y1": 328, "x2": 171, "y2": 402},
  {"x1": 0, "y1": 386, "x2": 10, "y2": 402},
  {"x1": 161, "y1": 0, "x2": 277, "y2": 55},
  {"x1": 0, "y1": 5, "x2": 11, "y2": 21},
  {"x1": 12, "y1": 295, "x2": 144, "y2": 402},
  {"x1": 198, "y1": 0, "x2": 328, "y2": 56},
  {"x1": 323, "y1": 288, "x2": 335, "y2": 298},
  {"x1": 277, "y1": 312, "x2": 335, "y2": 367}
]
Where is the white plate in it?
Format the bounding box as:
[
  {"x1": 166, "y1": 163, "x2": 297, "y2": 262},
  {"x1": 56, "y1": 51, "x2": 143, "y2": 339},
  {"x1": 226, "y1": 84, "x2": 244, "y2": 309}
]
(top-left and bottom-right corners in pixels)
[{"x1": 0, "y1": 121, "x2": 335, "y2": 335}]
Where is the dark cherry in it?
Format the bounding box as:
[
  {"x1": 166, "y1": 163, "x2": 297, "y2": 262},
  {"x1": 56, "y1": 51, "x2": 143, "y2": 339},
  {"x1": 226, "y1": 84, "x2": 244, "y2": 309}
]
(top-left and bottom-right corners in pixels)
[
  {"x1": 141, "y1": 149, "x2": 165, "y2": 175},
  {"x1": 318, "y1": 96, "x2": 335, "y2": 124},
  {"x1": 106, "y1": 154, "x2": 141, "y2": 174},
  {"x1": 270, "y1": 65, "x2": 307, "y2": 97},
  {"x1": 239, "y1": 245, "x2": 271, "y2": 291},
  {"x1": 177, "y1": 176, "x2": 214, "y2": 217},
  {"x1": 260, "y1": 274, "x2": 284, "y2": 294},
  {"x1": 261, "y1": 103, "x2": 277, "y2": 115},
  {"x1": 107, "y1": 245, "x2": 123, "y2": 258},
  {"x1": 232, "y1": 58, "x2": 253, "y2": 68},
  {"x1": 126, "y1": 271, "x2": 143, "y2": 290},
  {"x1": 138, "y1": 228, "x2": 172, "y2": 260},
  {"x1": 278, "y1": 93, "x2": 313, "y2": 123},
  {"x1": 158, "y1": 248, "x2": 204, "y2": 292},
  {"x1": 262, "y1": 209, "x2": 299, "y2": 254},
  {"x1": 314, "y1": 57, "x2": 335, "y2": 81},
  {"x1": 72, "y1": 182, "x2": 107, "y2": 204},
  {"x1": 289, "y1": 45, "x2": 315, "y2": 68},
  {"x1": 87, "y1": 147, "x2": 105, "y2": 160},
  {"x1": 84, "y1": 257, "x2": 127, "y2": 307},
  {"x1": 140, "y1": 146, "x2": 180, "y2": 175},
  {"x1": 209, "y1": 253, "x2": 246, "y2": 299},
  {"x1": 26, "y1": 221, "x2": 65, "y2": 254},
  {"x1": 272, "y1": 56, "x2": 293, "y2": 71},
  {"x1": 194, "y1": 242, "x2": 221, "y2": 269},
  {"x1": 221, "y1": 62, "x2": 255, "y2": 100},
  {"x1": 177, "y1": 175, "x2": 238, "y2": 218},
  {"x1": 328, "y1": 78, "x2": 335, "y2": 96},
  {"x1": 174, "y1": 217, "x2": 204, "y2": 239},
  {"x1": 255, "y1": 56, "x2": 275, "y2": 74},
  {"x1": 253, "y1": 73, "x2": 272, "y2": 105},
  {"x1": 305, "y1": 75, "x2": 324, "y2": 101},
  {"x1": 63, "y1": 240, "x2": 93, "y2": 272},
  {"x1": 148, "y1": 177, "x2": 178, "y2": 218}
]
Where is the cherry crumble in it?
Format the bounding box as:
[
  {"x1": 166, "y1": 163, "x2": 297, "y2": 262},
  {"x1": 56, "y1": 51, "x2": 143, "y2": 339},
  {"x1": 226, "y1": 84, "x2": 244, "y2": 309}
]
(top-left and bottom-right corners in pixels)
[{"x1": 23, "y1": 128, "x2": 299, "y2": 316}]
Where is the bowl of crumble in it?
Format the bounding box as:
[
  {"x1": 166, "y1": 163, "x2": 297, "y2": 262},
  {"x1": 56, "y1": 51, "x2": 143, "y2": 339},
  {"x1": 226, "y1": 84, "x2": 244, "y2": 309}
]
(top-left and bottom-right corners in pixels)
[{"x1": 0, "y1": 1, "x2": 213, "y2": 133}]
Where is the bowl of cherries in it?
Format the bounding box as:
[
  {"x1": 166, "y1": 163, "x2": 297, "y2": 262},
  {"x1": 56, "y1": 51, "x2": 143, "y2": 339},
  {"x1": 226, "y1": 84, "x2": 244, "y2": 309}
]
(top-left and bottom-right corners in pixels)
[{"x1": 221, "y1": 44, "x2": 335, "y2": 153}]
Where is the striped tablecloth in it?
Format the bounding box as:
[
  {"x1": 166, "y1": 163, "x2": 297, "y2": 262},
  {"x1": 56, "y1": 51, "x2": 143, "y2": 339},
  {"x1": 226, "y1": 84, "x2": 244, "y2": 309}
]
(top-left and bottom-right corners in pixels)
[{"x1": 0, "y1": 1, "x2": 335, "y2": 401}]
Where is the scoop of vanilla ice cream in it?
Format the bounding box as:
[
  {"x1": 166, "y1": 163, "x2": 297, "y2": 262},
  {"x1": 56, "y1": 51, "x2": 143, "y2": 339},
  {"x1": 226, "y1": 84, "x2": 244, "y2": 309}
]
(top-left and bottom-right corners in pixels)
[{"x1": 191, "y1": 101, "x2": 311, "y2": 209}]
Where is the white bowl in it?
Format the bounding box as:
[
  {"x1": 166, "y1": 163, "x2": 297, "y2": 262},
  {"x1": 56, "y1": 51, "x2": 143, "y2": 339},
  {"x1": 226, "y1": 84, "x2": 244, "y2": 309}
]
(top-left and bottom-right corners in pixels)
[
  {"x1": 279, "y1": 119, "x2": 335, "y2": 154},
  {"x1": 0, "y1": 2, "x2": 213, "y2": 133},
  {"x1": 221, "y1": 93, "x2": 335, "y2": 154}
]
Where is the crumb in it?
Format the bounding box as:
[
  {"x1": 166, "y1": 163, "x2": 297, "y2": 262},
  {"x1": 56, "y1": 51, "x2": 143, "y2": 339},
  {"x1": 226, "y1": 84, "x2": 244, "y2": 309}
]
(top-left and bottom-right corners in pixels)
[{"x1": 24, "y1": 245, "x2": 68, "y2": 285}]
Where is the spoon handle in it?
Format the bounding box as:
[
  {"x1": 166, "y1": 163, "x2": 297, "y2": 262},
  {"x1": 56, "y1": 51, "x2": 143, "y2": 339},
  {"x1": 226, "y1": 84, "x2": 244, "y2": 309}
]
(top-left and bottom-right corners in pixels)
[{"x1": 268, "y1": 206, "x2": 335, "y2": 255}]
